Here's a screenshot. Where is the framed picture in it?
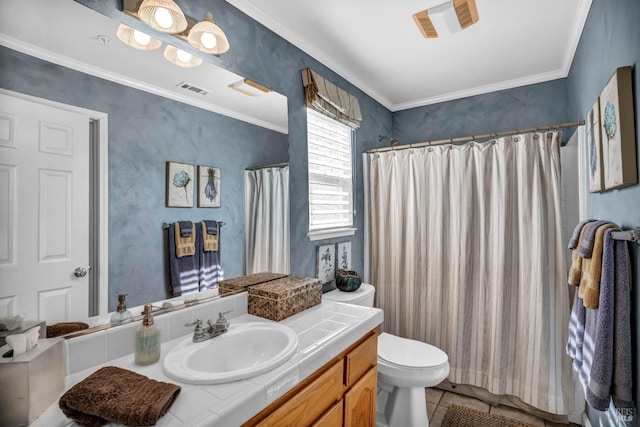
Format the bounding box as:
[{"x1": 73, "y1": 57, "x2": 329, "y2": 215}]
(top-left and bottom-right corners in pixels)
[
  {"x1": 197, "y1": 165, "x2": 221, "y2": 208},
  {"x1": 166, "y1": 161, "x2": 194, "y2": 207},
  {"x1": 599, "y1": 66, "x2": 637, "y2": 190},
  {"x1": 316, "y1": 244, "x2": 335, "y2": 285},
  {"x1": 587, "y1": 98, "x2": 604, "y2": 193},
  {"x1": 336, "y1": 241, "x2": 352, "y2": 270}
]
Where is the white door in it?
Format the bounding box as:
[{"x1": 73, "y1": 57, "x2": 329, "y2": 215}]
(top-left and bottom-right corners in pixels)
[{"x1": 0, "y1": 93, "x2": 90, "y2": 324}]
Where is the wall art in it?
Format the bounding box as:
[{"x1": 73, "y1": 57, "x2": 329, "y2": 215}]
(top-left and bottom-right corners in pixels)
[
  {"x1": 166, "y1": 161, "x2": 194, "y2": 207},
  {"x1": 316, "y1": 244, "x2": 335, "y2": 285},
  {"x1": 336, "y1": 241, "x2": 352, "y2": 270},
  {"x1": 587, "y1": 98, "x2": 604, "y2": 192},
  {"x1": 599, "y1": 66, "x2": 637, "y2": 190},
  {"x1": 197, "y1": 165, "x2": 221, "y2": 208}
]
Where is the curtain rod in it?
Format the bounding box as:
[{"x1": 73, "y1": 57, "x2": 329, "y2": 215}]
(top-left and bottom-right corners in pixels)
[
  {"x1": 245, "y1": 162, "x2": 289, "y2": 171},
  {"x1": 365, "y1": 120, "x2": 585, "y2": 153}
]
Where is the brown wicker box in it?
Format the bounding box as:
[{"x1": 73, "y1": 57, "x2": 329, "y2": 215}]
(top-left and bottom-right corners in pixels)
[
  {"x1": 218, "y1": 272, "x2": 288, "y2": 295},
  {"x1": 248, "y1": 276, "x2": 322, "y2": 321}
]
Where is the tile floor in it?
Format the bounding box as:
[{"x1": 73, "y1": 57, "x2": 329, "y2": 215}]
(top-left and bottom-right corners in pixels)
[{"x1": 425, "y1": 388, "x2": 581, "y2": 427}]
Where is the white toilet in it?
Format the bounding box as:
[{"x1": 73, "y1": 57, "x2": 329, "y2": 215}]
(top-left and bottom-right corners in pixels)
[{"x1": 323, "y1": 283, "x2": 450, "y2": 427}]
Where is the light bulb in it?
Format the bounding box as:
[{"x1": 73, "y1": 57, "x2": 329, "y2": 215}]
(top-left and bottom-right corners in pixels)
[
  {"x1": 200, "y1": 32, "x2": 217, "y2": 49},
  {"x1": 132, "y1": 30, "x2": 151, "y2": 46},
  {"x1": 176, "y1": 49, "x2": 192, "y2": 63},
  {"x1": 154, "y1": 7, "x2": 173, "y2": 29}
]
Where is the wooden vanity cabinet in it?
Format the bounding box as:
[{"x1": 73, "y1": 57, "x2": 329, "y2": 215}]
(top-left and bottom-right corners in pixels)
[{"x1": 243, "y1": 329, "x2": 378, "y2": 427}]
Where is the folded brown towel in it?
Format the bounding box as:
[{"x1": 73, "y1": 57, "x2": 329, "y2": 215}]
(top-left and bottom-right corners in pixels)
[
  {"x1": 46, "y1": 322, "x2": 89, "y2": 338},
  {"x1": 578, "y1": 222, "x2": 617, "y2": 309},
  {"x1": 568, "y1": 225, "x2": 590, "y2": 286},
  {"x1": 59, "y1": 366, "x2": 181, "y2": 427},
  {"x1": 201, "y1": 221, "x2": 219, "y2": 252},
  {"x1": 174, "y1": 221, "x2": 196, "y2": 258}
]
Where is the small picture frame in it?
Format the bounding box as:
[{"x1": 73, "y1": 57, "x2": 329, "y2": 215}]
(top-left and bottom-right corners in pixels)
[
  {"x1": 166, "y1": 161, "x2": 194, "y2": 207},
  {"x1": 197, "y1": 165, "x2": 221, "y2": 208},
  {"x1": 598, "y1": 66, "x2": 637, "y2": 190},
  {"x1": 316, "y1": 244, "x2": 336, "y2": 285},
  {"x1": 336, "y1": 241, "x2": 352, "y2": 270}
]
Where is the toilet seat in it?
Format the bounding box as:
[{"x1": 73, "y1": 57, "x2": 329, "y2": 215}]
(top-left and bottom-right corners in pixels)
[{"x1": 378, "y1": 333, "x2": 448, "y2": 369}]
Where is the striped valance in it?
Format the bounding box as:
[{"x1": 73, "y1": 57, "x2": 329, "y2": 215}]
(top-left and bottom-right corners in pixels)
[{"x1": 301, "y1": 68, "x2": 362, "y2": 129}]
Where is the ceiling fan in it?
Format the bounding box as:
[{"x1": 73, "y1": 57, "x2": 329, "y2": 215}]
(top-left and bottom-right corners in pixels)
[{"x1": 412, "y1": 0, "x2": 479, "y2": 38}]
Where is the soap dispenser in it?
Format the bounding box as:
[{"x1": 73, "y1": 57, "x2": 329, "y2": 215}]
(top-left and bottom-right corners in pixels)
[
  {"x1": 135, "y1": 304, "x2": 161, "y2": 366},
  {"x1": 110, "y1": 293, "x2": 133, "y2": 324}
]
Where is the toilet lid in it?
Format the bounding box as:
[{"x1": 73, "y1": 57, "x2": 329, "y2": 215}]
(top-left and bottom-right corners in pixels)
[{"x1": 378, "y1": 333, "x2": 448, "y2": 368}]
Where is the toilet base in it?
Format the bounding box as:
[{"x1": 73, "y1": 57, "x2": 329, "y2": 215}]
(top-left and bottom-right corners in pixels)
[{"x1": 376, "y1": 383, "x2": 430, "y2": 427}]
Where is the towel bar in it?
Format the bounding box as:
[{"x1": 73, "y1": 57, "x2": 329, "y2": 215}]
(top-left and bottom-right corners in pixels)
[
  {"x1": 162, "y1": 221, "x2": 226, "y2": 229},
  {"x1": 611, "y1": 227, "x2": 640, "y2": 244}
]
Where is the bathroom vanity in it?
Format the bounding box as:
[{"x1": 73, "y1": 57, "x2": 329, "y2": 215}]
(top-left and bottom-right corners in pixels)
[
  {"x1": 26, "y1": 292, "x2": 383, "y2": 426},
  {"x1": 243, "y1": 329, "x2": 378, "y2": 426}
]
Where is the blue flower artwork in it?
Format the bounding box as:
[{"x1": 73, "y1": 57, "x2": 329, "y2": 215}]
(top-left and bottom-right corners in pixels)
[
  {"x1": 166, "y1": 162, "x2": 194, "y2": 207},
  {"x1": 603, "y1": 101, "x2": 617, "y2": 139}
]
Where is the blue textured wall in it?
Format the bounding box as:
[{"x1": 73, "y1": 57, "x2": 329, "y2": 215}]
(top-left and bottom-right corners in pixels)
[
  {"x1": 393, "y1": 79, "x2": 569, "y2": 145},
  {"x1": 567, "y1": 0, "x2": 640, "y2": 423},
  {"x1": 0, "y1": 46, "x2": 288, "y2": 310}
]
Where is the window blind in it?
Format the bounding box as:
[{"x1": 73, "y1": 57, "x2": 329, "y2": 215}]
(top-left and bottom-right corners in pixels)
[
  {"x1": 301, "y1": 68, "x2": 362, "y2": 129},
  {"x1": 307, "y1": 109, "x2": 353, "y2": 232}
]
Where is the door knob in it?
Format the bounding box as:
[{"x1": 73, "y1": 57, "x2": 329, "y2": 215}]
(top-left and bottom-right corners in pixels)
[{"x1": 73, "y1": 267, "x2": 88, "y2": 277}]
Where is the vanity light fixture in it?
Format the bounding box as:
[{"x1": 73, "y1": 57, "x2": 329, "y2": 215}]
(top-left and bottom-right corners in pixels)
[
  {"x1": 122, "y1": 0, "x2": 231, "y2": 57},
  {"x1": 228, "y1": 79, "x2": 271, "y2": 97},
  {"x1": 163, "y1": 45, "x2": 203, "y2": 68},
  {"x1": 413, "y1": 0, "x2": 479, "y2": 38},
  {"x1": 137, "y1": 0, "x2": 188, "y2": 34},
  {"x1": 116, "y1": 24, "x2": 162, "y2": 51},
  {"x1": 187, "y1": 12, "x2": 230, "y2": 55}
]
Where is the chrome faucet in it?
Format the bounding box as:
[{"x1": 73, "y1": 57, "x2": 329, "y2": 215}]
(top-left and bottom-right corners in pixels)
[{"x1": 186, "y1": 310, "x2": 232, "y2": 343}]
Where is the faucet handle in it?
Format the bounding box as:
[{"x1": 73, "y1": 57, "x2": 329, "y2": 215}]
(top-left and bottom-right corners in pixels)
[
  {"x1": 186, "y1": 319, "x2": 203, "y2": 329},
  {"x1": 217, "y1": 310, "x2": 232, "y2": 326}
]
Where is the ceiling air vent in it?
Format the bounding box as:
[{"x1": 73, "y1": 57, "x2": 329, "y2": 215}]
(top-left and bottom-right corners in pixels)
[
  {"x1": 176, "y1": 82, "x2": 210, "y2": 96},
  {"x1": 454, "y1": 0, "x2": 479, "y2": 29},
  {"x1": 412, "y1": 10, "x2": 438, "y2": 38}
]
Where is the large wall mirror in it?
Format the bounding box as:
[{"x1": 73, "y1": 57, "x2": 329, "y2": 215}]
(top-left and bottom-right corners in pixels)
[{"x1": 0, "y1": 0, "x2": 289, "y2": 332}]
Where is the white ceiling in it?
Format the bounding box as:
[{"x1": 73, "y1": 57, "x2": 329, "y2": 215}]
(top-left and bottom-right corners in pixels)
[
  {"x1": 227, "y1": 0, "x2": 593, "y2": 111},
  {"x1": 0, "y1": 0, "x2": 289, "y2": 133}
]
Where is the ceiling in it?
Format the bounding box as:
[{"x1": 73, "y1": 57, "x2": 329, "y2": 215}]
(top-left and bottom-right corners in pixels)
[
  {"x1": 0, "y1": 0, "x2": 289, "y2": 133},
  {"x1": 226, "y1": 0, "x2": 593, "y2": 111}
]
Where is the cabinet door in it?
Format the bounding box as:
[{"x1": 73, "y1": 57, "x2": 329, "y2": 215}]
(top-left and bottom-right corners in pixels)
[
  {"x1": 345, "y1": 331, "x2": 377, "y2": 387},
  {"x1": 344, "y1": 367, "x2": 377, "y2": 427},
  {"x1": 311, "y1": 400, "x2": 343, "y2": 427},
  {"x1": 256, "y1": 360, "x2": 344, "y2": 427}
]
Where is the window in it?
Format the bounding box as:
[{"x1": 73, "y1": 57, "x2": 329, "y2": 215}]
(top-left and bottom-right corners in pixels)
[{"x1": 307, "y1": 108, "x2": 356, "y2": 240}]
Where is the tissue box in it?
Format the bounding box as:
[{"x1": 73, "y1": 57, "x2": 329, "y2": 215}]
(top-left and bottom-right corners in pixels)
[
  {"x1": 219, "y1": 272, "x2": 289, "y2": 295},
  {"x1": 0, "y1": 338, "x2": 65, "y2": 426},
  {"x1": 248, "y1": 276, "x2": 322, "y2": 321}
]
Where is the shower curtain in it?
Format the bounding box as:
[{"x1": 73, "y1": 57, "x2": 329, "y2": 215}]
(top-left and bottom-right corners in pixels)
[
  {"x1": 364, "y1": 132, "x2": 572, "y2": 414},
  {"x1": 245, "y1": 166, "x2": 290, "y2": 274}
]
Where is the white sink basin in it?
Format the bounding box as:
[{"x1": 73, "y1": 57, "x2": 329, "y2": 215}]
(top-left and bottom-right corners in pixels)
[{"x1": 162, "y1": 322, "x2": 299, "y2": 384}]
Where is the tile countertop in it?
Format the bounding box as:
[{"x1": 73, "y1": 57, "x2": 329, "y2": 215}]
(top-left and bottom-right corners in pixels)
[{"x1": 30, "y1": 301, "x2": 383, "y2": 427}]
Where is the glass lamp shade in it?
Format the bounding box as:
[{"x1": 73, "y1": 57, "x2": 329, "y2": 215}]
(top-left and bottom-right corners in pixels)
[
  {"x1": 137, "y1": 0, "x2": 188, "y2": 34},
  {"x1": 187, "y1": 12, "x2": 230, "y2": 55},
  {"x1": 116, "y1": 24, "x2": 162, "y2": 51},
  {"x1": 163, "y1": 45, "x2": 203, "y2": 68}
]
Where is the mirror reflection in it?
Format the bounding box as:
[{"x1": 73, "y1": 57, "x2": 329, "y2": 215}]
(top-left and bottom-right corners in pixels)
[{"x1": 0, "y1": 0, "x2": 289, "y2": 334}]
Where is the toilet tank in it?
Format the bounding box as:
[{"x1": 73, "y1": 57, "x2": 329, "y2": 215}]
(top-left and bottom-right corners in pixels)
[{"x1": 322, "y1": 283, "x2": 375, "y2": 307}]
